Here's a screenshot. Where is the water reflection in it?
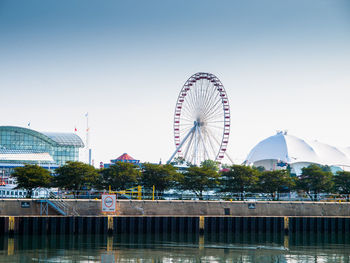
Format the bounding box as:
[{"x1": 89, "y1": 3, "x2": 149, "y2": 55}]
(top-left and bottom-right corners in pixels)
[{"x1": 0, "y1": 232, "x2": 349, "y2": 262}]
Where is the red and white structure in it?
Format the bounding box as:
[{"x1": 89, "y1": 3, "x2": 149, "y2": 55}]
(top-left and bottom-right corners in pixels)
[
  {"x1": 103, "y1": 153, "x2": 140, "y2": 168},
  {"x1": 168, "y1": 72, "x2": 232, "y2": 165}
]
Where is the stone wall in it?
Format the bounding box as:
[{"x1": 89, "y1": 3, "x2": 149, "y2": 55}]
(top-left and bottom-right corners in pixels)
[
  {"x1": 1, "y1": 199, "x2": 350, "y2": 217},
  {"x1": 112, "y1": 200, "x2": 350, "y2": 217}
]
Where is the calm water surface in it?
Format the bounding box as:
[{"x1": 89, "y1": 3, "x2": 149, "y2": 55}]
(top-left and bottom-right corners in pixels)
[{"x1": 0, "y1": 233, "x2": 350, "y2": 262}]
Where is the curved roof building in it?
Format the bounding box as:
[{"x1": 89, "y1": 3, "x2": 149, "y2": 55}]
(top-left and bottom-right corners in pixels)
[
  {"x1": 245, "y1": 131, "x2": 350, "y2": 174},
  {"x1": 0, "y1": 126, "x2": 84, "y2": 168}
]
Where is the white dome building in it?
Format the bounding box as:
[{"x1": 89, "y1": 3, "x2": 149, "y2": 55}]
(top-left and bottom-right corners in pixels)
[{"x1": 245, "y1": 131, "x2": 350, "y2": 175}]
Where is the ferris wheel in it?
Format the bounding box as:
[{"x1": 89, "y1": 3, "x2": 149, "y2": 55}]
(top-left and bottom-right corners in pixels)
[{"x1": 168, "y1": 72, "x2": 232, "y2": 166}]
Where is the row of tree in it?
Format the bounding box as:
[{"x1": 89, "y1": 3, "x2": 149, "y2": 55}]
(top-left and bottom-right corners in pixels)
[{"x1": 11, "y1": 161, "x2": 350, "y2": 200}]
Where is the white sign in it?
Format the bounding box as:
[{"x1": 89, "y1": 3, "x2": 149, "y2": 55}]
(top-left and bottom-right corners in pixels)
[{"x1": 101, "y1": 194, "x2": 116, "y2": 212}]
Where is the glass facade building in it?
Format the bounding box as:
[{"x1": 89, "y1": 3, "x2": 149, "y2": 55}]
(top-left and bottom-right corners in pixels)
[{"x1": 0, "y1": 126, "x2": 84, "y2": 177}]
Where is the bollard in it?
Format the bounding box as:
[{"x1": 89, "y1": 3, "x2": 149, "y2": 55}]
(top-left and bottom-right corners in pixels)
[
  {"x1": 7, "y1": 237, "x2": 14, "y2": 256},
  {"x1": 8, "y1": 216, "x2": 15, "y2": 235},
  {"x1": 284, "y1": 216, "x2": 289, "y2": 235},
  {"x1": 107, "y1": 235, "x2": 113, "y2": 251},
  {"x1": 284, "y1": 233, "x2": 289, "y2": 249},
  {"x1": 199, "y1": 216, "x2": 205, "y2": 234},
  {"x1": 199, "y1": 234, "x2": 204, "y2": 250},
  {"x1": 107, "y1": 216, "x2": 114, "y2": 234}
]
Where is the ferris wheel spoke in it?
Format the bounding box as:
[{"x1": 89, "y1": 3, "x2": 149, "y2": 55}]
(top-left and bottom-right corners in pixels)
[
  {"x1": 202, "y1": 81, "x2": 213, "y2": 109},
  {"x1": 203, "y1": 82, "x2": 219, "y2": 109},
  {"x1": 180, "y1": 123, "x2": 194, "y2": 128},
  {"x1": 204, "y1": 111, "x2": 225, "y2": 123},
  {"x1": 196, "y1": 81, "x2": 203, "y2": 117},
  {"x1": 203, "y1": 95, "x2": 223, "y2": 113},
  {"x1": 198, "y1": 127, "x2": 210, "y2": 161},
  {"x1": 179, "y1": 129, "x2": 193, "y2": 136},
  {"x1": 179, "y1": 127, "x2": 194, "y2": 133},
  {"x1": 203, "y1": 126, "x2": 223, "y2": 140},
  {"x1": 179, "y1": 128, "x2": 194, "y2": 134},
  {"x1": 204, "y1": 98, "x2": 223, "y2": 116},
  {"x1": 206, "y1": 89, "x2": 221, "y2": 109},
  {"x1": 179, "y1": 121, "x2": 194, "y2": 125},
  {"x1": 199, "y1": 80, "x2": 210, "y2": 113},
  {"x1": 207, "y1": 128, "x2": 225, "y2": 147},
  {"x1": 201, "y1": 93, "x2": 220, "y2": 118},
  {"x1": 205, "y1": 125, "x2": 225, "y2": 132},
  {"x1": 198, "y1": 80, "x2": 204, "y2": 107},
  {"x1": 193, "y1": 83, "x2": 201, "y2": 110},
  {"x1": 204, "y1": 85, "x2": 221, "y2": 107},
  {"x1": 204, "y1": 110, "x2": 224, "y2": 122},
  {"x1": 202, "y1": 98, "x2": 223, "y2": 120},
  {"x1": 184, "y1": 89, "x2": 197, "y2": 115},
  {"x1": 203, "y1": 129, "x2": 219, "y2": 159},
  {"x1": 206, "y1": 120, "x2": 225, "y2": 123},
  {"x1": 179, "y1": 128, "x2": 193, "y2": 136},
  {"x1": 181, "y1": 106, "x2": 196, "y2": 119},
  {"x1": 178, "y1": 125, "x2": 193, "y2": 131},
  {"x1": 180, "y1": 117, "x2": 196, "y2": 123}
]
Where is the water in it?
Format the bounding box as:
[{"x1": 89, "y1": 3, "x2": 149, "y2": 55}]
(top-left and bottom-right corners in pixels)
[{"x1": 1, "y1": 233, "x2": 350, "y2": 262}]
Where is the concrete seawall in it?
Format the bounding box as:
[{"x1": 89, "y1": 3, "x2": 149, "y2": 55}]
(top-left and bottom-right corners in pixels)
[
  {"x1": 1, "y1": 216, "x2": 350, "y2": 235},
  {"x1": 1, "y1": 199, "x2": 350, "y2": 217},
  {"x1": 114, "y1": 200, "x2": 350, "y2": 217}
]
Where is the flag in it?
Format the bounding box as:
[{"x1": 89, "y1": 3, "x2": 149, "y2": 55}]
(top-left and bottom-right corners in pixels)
[
  {"x1": 74, "y1": 127, "x2": 77, "y2": 132},
  {"x1": 27, "y1": 122, "x2": 30, "y2": 127}
]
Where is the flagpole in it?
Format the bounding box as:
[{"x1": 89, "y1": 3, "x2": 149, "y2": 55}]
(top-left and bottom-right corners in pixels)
[{"x1": 85, "y1": 113, "x2": 90, "y2": 164}]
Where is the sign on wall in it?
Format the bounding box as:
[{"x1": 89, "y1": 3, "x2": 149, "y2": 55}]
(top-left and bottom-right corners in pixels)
[
  {"x1": 101, "y1": 194, "x2": 117, "y2": 213},
  {"x1": 248, "y1": 203, "x2": 256, "y2": 209},
  {"x1": 21, "y1": 201, "x2": 30, "y2": 208}
]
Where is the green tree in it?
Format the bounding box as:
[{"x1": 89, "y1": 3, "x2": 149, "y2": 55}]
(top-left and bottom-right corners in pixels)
[
  {"x1": 98, "y1": 162, "x2": 140, "y2": 191},
  {"x1": 178, "y1": 165, "x2": 220, "y2": 200},
  {"x1": 54, "y1": 161, "x2": 99, "y2": 194},
  {"x1": 220, "y1": 165, "x2": 259, "y2": 200},
  {"x1": 258, "y1": 170, "x2": 295, "y2": 200},
  {"x1": 140, "y1": 163, "x2": 178, "y2": 193},
  {"x1": 297, "y1": 164, "x2": 334, "y2": 200},
  {"x1": 172, "y1": 157, "x2": 186, "y2": 165},
  {"x1": 201, "y1": 160, "x2": 220, "y2": 172},
  {"x1": 333, "y1": 171, "x2": 350, "y2": 200},
  {"x1": 11, "y1": 164, "x2": 52, "y2": 198},
  {"x1": 254, "y1": 166, "x2": 265, "y2": 173}
]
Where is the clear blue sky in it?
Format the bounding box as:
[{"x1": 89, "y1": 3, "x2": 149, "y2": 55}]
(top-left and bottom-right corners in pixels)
[{"x1": 1, "y1": 0, "x2": 349, "y2": 165}]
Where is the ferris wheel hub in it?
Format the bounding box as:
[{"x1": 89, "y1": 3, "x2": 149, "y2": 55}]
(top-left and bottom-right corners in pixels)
[{"x1": 194, "y1": 120, "x2": 204, "y2": 127}]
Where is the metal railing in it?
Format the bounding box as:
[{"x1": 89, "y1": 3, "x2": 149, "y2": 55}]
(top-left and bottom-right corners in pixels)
[
  {"x1": 3, "y1": 187, "x2": 350, "y2": 202},
  {"x1": 47, "y1": 190, "x2": 350, "y2": 202},
  {"x1": 47, "y1": 190, "x2": 79, "y2": 216},
  {"x1": 38, "y1": 189, "x2": 79, "y2": 216}
]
